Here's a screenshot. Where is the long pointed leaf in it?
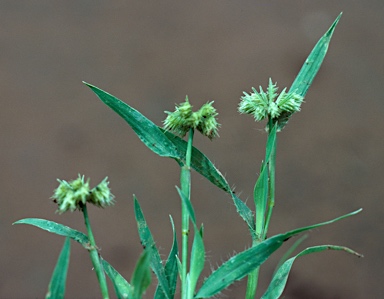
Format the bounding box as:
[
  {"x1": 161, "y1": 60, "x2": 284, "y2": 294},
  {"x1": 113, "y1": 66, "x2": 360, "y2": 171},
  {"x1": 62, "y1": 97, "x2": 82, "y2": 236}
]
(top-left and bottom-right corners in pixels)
[
  {"x1": 273, "y1": 234, "x2": 308, "y2": 276},
  {"x1": 261, "y1": 245, "x2": 363, "y2": 299},
  {"x1": 289, "y1": 12, "x2": 342, "y2": 97},
  {"x1": 131, "y1": 250, "x2": 152, "y2": 299},
  {"x1": 103, "y1": 259, "x2": 132, "y2": 299},
  {"x1": 154, "y1": 216, "x2": 179, "y2": 299},
  {"x1": 165, "y1": 130, "x2": 255, "y2": 234},
  {"x1": 195, "y1": 234, "x2": 283, "y2": 298},
  {"x1": 13, "y1": 218, "x2": 89, "y2": 248},
  {"x1": 254, "y1": 163, "x2": 269, "y2": 237},
  {"x1": 133, "y1": 196, "x2": 171, "y2": 299},
  {"x1": 277, "y1": 13, "x2": 342, "y2": 131},
  {"x1": 195, "y1": 209, "x2": 361, "y2": 298},
  {"x1": 45, "y1": 237, "x2": 71, "y2": 299},
  {"x1": 84, "y1": 82, "x2": 254, "y2": 234},
  {"x1": 84, "y1": 82, "x2": 179, "y2": 159}
]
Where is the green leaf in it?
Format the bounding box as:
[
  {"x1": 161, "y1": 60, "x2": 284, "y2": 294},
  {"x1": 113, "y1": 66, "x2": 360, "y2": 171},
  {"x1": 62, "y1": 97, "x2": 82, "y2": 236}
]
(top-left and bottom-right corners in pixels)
[
  {"x1": 232, "y1": 192, "x2": 256, "y2": 237},
  {"x1": 189, "y1": 226, "x2": 205, "y2": 299},
  {"x1": 273, "y1": 234, "x2": 308, "y2": 276},
  {"x1": 13, "y1": 218, "x2": 89, "y2": 248},
  {"x1": 195, "y1": 209, "x2": 361, "y2": 298},
  {"x1": 84, "y1": 82, "x2": 179, "y2": 159},
  {"x1": 261, "y1": 245, "x2": 363, "y2": 299},
  {"x1": 280, "y1": 208, "x2": 362, "y2": 237},
  {"x1": 254, "y1": 163, "x2": 269, "y2": 237},
  {"x1": 154, "y1": 216, "x2": 179, "y2": 299},
  {"x1": 84, "y1": 82, "x2": 254, "y2": 235},
  {"x1": 278, "y1": 12, "x2": 342, "y2": 131},
  {"x1": 131, "y1": 250, "x2": 152, "y2": 299},
  {"x1": 289, "y1": 13, "x2": 342, "y2": 97},
  {"x1": 103, "y1": 259, "x2": 132, "y2": 299},
  {"x1": 166, "y1": 130, "x2": 255, "y2": 235},
  {"x1": 133, "y1": 196, "x2": 171, "y2": 299},
  {"x1": 45, "y1": 237, "x2": 71, "y2": 299},
  {"x1": 162, "y1": 130, "x2": 230, "y2": 192},
  {"x1": 195, "y1": 234, "x2": 283, "y2": 298}
]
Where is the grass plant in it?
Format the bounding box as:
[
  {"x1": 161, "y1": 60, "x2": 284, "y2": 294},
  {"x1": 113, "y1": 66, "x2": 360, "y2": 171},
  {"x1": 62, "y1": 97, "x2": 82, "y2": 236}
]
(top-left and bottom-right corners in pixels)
[{"x1": 14, "y1": 13, "x2": 362, "y2": 299}]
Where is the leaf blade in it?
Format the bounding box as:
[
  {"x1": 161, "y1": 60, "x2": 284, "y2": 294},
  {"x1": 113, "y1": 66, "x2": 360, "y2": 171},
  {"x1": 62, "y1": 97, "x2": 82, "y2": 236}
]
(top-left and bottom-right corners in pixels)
[
  {"x1": 13, "y1": 218, "x2": 89, "y2": 247},
  {"x1": 84, "y1": 82, "x2": 179, "y2": 159},
  {"x1": 45, "y1": 237, "x2": 71, "y2": 299},
  {"x1": 134, "y1": 196, "x2": 171, "y2": 299},
  {"x1": 103, "y1": 259, "x2": 132, "y2": 299},
  {"x1": 289, "y1": 12, "x2": 342, "y2": 97},
  {"x1": 261, "y1": 245, "x2": 363, "y2": 299},
  {"x1": 131, "y1": 250, "x2": 152, "y2": 299},
  {"x1": 195, "y1": 209, "x2": 362, "y2": 298}
]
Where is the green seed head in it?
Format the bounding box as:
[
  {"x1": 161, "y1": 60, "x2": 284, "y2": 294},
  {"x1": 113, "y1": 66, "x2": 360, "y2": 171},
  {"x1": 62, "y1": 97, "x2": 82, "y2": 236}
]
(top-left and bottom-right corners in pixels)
[
  {"x1": 52, "y1": 175, "x2": 114, "y2": 213},
  {"x1": 163, "y1": 96, "x2": 194, "y2": 137},
  {"x1": 238, "y1": 78, "x2": 304, "y2": 130},
  {"x1": 163, "y1": 97, "x2": 220, "y2": 140},
  {"x1": 89, "y1": 177, "x2": 115, "y2": 208},
  {"x1": 195, "y1": 101, "x2": 220, "y2": 140}
]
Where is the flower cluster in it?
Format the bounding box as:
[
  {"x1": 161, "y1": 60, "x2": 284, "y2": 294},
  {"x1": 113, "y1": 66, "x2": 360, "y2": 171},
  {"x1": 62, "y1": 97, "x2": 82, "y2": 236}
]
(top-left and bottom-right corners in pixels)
[
  {"x1": 238, "y1": 78, "x2": 304, "y2": 131},
  {"x1": 52, "y1": 175, "x2": 114, "y2": 213},
  {"x1": 163, "y1": 96, "x2": 220, "y2": 140}
]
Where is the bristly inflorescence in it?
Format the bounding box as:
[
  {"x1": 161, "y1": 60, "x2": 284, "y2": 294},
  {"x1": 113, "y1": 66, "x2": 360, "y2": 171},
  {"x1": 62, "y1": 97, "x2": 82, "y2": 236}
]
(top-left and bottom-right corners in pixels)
[
  {"x1": 52, "y1": 175, "x2": 114, "y2": 213},
  {"x1": 163, "y1": 96, "x2": 220, "y2": 140},
  {"x1": 238, "y1": 78, "x2": 304, "y2": 131}
]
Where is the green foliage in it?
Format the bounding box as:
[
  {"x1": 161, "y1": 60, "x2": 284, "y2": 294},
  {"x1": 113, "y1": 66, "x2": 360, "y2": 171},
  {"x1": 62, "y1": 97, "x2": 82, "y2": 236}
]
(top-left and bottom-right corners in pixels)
[
  {"x1": 134, "y1": 196, "x2": 173, "y2": 299},
  {"x1": 261, "y1": 245, "x2": 362, "y2": 299},
  {"x1": 45, "y1": 238, "x2": 70, "y2": 299},
  {"x1": 103, "y1": 259, "x2": 132, "y2": 299},
  {"x1": 13, "y1": 219, "x2": 89, "y2": 247},
  {"x1": 84, "y1": 82, "x2": 255, "y2": 236},
  {"x1": 14, "y1": 12, "x2": 362, "y2": 299},
  {"x1": 195, "y1": 209, "x2": 361, "y2": 298},
  {"x1": 131, "y1": 250, "x2": 152, "y2": 299}
]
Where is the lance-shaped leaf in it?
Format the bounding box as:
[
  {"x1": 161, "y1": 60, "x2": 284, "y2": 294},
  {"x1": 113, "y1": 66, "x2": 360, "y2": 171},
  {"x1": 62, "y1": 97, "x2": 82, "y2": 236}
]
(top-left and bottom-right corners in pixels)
[
  {"x1": 84, "y1": 82, "x2": 179, "y2": 159},
  {"x1": 131, "y1": 250, "x2": 152, "y2": 299},
  {"x1": 254, "y1": 163, "x2": 269, "y2": 237},
  {"x1": 164, "y1": 129, "x2": 255, "y2": 234},
  {"x1": 289, "y1": 12, "x2": 342, "y2": 97},
  {"x1": 84, "y1": 82, "x2": 254, "y2": 234},
  {"x1": 45, "y1": 237, "x2": 71, "y2": 299},
  {"x1": 278, "y1": 12, "x2": 342, "y2": 131},
  {"x1": 134, "y1": 196, "x2": 171, "y2": 299},
  {"x1": 261, "y1": 245, "x2": 363, "y2": 299},
  {"x1": 195, "y1": 209, "x2": 361, "y2": 298},
  {"x1": 254, "y1": 125, "x2": 277, "y2": 237},
  {"x1": 13, "y1": 218, "x2": 89, "y2": 248},
  {"x1": 103, "y1": 259, "x2": 132, "y2": 299},
  {"x1": 154, "y1": 216, "x2": 179, "y2": 299}
]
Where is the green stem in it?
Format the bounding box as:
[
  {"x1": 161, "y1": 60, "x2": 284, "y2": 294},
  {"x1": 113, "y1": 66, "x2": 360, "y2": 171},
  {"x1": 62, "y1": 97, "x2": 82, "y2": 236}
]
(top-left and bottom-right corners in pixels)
[
  {"x1": 263, "y1": 120, "x2": 277, "y2": 238},
  {"x1": 180, "y1": 128, "x2": 194, "y2": 299},
  {"x1": 246, "y1": 119, "x2": 277, "y2": 298},
  {"x1": 82, "y1": 203, "x2": 109, "y2": 299}
]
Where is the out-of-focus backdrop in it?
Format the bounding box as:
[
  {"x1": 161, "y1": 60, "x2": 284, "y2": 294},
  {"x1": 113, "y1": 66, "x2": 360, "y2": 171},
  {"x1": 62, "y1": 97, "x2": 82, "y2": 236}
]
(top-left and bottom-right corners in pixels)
[{"x1": 1, "y1": 1, "x2": 383, "y2": 298}]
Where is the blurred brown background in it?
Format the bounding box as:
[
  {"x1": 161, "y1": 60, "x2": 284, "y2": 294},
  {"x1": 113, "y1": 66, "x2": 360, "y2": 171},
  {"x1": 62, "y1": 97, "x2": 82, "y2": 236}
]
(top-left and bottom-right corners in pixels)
[{"x1": 1, "y1": 1, "x2": 383, "y2": 298}]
